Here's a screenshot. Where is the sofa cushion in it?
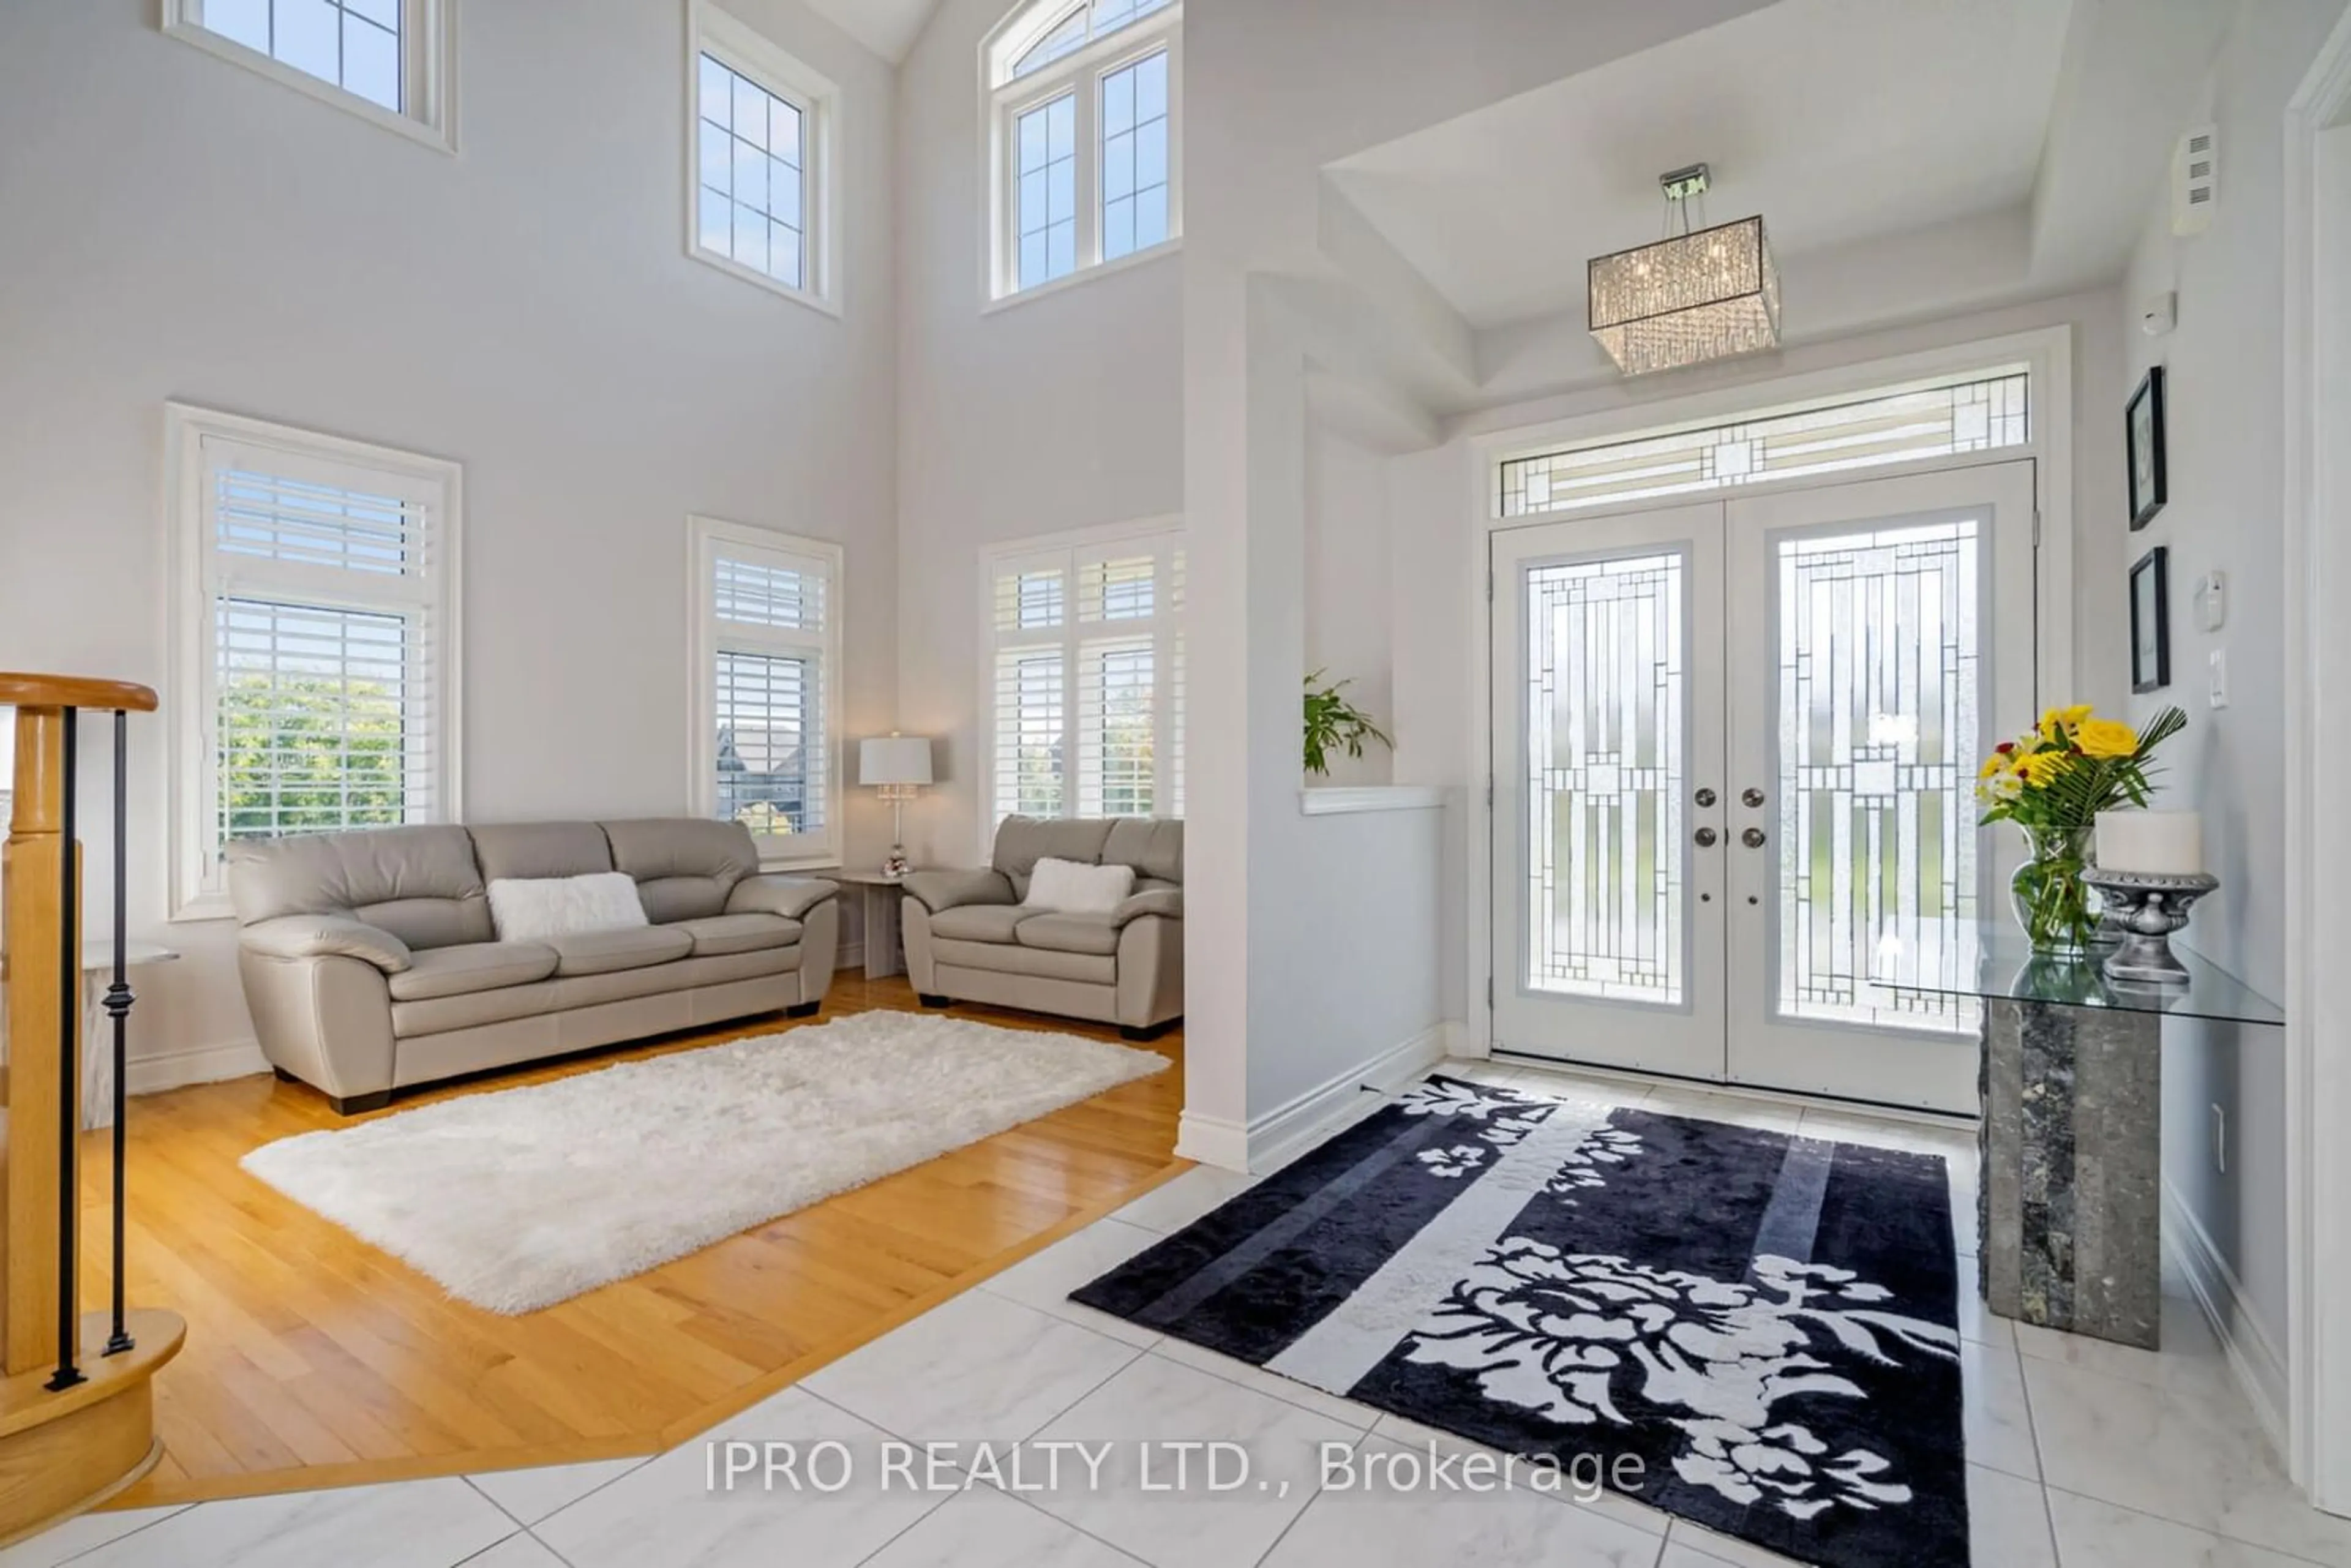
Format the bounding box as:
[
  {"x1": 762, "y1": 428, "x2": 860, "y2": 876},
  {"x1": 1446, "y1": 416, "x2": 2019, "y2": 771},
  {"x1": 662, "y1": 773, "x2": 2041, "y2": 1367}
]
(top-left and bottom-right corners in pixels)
[
  {"x1": 931, "y1": 937, "x2": 1116, "y2": 985},
  {"x1": 670, "y1": 912, "x2": 803, "y2": 956},
  {"x1": 604, "y1": 819, "x2": 761, "y2": 922},
  {"x1": 1014, "y1": 912, "x2": 1122, "y2": 957},
  {"x1": 991, "y1": 816, "x2": 1116, "y2": 899},
  {"x1": 546, "y1": 926, "x2": 694, "y2": 977},
  {"x1": 385, "y1": 941, "x2": 561, "y2": 1002},
  {"x1": 1101, "y1": 817, "x2": 1183, "y2": 885},
  {"x1": 390, "y1": 945, "x2": 799, "y2": 1038},
  {"x1": 1023, "y1": 857, "x2": 1134, "y2": 914},
  {"x1": 227, "y1": 825, "x2": 492, "y2": 950},
  {"x1": 470, "y1": 821, "x2": 615, "y2": 882},
  {"x1": 927, "y1": 904, "x2": 1027, "y2": 943},
  {"x1": 487, "y1": 872, "x2": 648, "y2": 943}
]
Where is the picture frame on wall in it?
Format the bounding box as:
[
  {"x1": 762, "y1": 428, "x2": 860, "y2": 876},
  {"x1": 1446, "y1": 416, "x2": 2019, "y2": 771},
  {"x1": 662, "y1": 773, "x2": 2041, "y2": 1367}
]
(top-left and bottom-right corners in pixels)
[
  {"x1": 2131, "y1": 546, "x2": 2170, "y2": 693},
  {"x1": 2127, "y1": 366, "x2": 2167, "y2": 530}
]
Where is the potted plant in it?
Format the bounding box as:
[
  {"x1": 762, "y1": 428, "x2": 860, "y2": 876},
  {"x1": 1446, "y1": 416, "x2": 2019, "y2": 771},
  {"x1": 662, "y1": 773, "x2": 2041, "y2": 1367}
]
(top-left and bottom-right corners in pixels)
[
  {"x1": 1976, "y1": 703, "x2": 2187, "y2": 953},
  {"x1": 1303, "y1": 670, "x2": 1393, "y2": 777}
]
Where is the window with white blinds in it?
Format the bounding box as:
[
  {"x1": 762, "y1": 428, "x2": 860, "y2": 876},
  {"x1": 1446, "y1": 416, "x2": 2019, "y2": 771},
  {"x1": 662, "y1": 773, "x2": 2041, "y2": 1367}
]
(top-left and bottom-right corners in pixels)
[
  {"x1": 167, "y1": 404, "x2": 462, "y2": 917},
  {"x1": 983, "y1": 528, "x2": 1183, "y2": 846},
  {"x1": 691, "y1": 518, "x2": 842, "y2": 867}
]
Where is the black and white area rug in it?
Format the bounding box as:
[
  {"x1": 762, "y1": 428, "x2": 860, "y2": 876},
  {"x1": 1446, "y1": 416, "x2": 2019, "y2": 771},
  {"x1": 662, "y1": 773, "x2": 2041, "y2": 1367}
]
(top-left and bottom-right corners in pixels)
[{"x1": 1072, "y1": 1075, "x2": 1966, "y2": 1567}]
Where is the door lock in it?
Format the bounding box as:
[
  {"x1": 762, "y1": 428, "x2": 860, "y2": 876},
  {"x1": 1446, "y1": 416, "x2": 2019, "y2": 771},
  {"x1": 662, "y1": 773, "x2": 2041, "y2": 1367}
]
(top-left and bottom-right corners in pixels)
[
  {"x1": 1694, "y1": 787, "x2": 1718, "y2": 808},
  {"x1": 1741, "y1": 787, "x2": 1766, "y2": 809},
  {"x1": 1695, "y1": 827, "x2": 1720, "y2": 848},
  {"x1": 1742, "y1": 827, "x2": 1768, "y2": 849}
]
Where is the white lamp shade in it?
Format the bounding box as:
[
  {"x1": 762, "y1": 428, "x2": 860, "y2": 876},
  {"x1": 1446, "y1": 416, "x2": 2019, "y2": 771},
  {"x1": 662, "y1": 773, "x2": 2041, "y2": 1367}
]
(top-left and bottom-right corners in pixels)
[{"x1": 859, "y1": 735, "x2": 934, "y2": 787}]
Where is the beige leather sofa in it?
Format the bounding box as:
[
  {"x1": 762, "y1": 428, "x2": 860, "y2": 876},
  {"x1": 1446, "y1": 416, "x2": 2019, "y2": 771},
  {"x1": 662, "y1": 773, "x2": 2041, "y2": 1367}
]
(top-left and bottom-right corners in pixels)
[
  {"x1": 900, "y1": 816, "x2": 1181, "y2": 1039},
  {"x1": 228, "y1": 819, "x2": 839, "y2": 1112}
]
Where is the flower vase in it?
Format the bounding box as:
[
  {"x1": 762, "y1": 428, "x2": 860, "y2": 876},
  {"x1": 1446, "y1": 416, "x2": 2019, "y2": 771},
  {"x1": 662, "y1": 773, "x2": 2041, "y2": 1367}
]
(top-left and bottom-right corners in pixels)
[{"x1": 2011, "y1": 822, "x2": 2098, "y2": 955}]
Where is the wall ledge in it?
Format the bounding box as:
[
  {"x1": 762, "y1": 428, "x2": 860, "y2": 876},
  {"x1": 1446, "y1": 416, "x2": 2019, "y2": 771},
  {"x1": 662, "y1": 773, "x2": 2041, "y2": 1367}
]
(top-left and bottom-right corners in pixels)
[{"x1": 1297, "y1": 785, "x2": 1447, "y2": 817}]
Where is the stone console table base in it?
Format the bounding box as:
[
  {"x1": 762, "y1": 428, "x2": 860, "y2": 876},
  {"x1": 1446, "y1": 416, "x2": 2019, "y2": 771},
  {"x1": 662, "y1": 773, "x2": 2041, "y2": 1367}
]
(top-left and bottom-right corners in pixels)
[{"x1": 1979, "y1": 997, "x2": 2161, "y2": 1349}]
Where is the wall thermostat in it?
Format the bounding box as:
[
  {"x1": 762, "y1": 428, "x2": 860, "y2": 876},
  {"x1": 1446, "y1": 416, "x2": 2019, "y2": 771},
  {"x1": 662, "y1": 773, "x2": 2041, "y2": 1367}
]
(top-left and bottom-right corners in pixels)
[{"x1": 2195, "y1": 570, "x2": 2227, "y2": 632}]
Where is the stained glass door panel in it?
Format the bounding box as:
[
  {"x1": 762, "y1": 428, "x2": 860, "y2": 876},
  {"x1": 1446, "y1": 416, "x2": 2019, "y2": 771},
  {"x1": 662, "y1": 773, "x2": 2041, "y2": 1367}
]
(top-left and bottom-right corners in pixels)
[
  {"x1": 1491, "y1": 503, "x2": 1727, "y2": 1081},
  {"x1": 1724, "y1": 461, "x2": 2038, "y2": 1114}
]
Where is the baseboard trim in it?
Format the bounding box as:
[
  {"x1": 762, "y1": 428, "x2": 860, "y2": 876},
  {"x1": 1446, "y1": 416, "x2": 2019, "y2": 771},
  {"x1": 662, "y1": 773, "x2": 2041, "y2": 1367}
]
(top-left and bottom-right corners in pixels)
[
  {"x1": 1232, "y1": 1021, "x2": 1457, "y2": 1175},
  {"x1": 1174, "y1": 1111, "x2": 1249, "y2": 1170},
  {"x1": 2164, "y1": 1177, "x2": 2289, "y2": 1454},
  {"x1": 125, "y1": 1038, "x2": 271, "y2": 1097}
]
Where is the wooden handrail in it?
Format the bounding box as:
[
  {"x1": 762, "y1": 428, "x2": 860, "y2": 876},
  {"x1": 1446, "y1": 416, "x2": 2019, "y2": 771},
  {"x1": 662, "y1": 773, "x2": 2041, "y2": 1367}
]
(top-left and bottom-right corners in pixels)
[
  {"x1": 0, "y1": 672, "x2": 182, "y2": 1545},
  {"x1": 0, "y1": 675, "x2": 157, "y2": 714}
]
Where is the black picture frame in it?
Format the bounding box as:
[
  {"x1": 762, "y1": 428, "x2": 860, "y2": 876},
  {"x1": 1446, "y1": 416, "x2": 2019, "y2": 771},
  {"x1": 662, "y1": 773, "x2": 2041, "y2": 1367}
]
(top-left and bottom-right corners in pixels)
[
  {"x1": 2131, "y1": 546, "x2": 2170, "y2": 692},
  {"x1": 2127, "y1": 366, "x2": 2167, "y2": 530}
]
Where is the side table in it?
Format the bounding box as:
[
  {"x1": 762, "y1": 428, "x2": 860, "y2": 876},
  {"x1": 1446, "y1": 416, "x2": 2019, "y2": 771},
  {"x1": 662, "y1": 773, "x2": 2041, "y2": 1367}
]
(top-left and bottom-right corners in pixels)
[
  {"x1": 831, "y1": 869, "x2": 917, "y2": 981},
  {"x1": 1875, "y1": 919, "x2": 2283, "y2": 1349}
]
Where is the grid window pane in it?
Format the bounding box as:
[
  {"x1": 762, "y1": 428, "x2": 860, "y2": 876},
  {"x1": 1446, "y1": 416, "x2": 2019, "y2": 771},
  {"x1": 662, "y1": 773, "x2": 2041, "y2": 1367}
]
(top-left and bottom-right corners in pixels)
[
  {"x1": 1016, "y1": 92, "x2": 1078, "y2": 290},
  {"x1": 1007, "y1": 0, "x2": 1171, "y2": 81},
  {"x1": 1101, "y1": 51, "x2": 1169, "y2": 261},
  {"x1": 211, "y1": 0, "x2": 403, "y2": 111},
  {"x1": 697, "y1": 53, "x2": 809, "y2": 291}
]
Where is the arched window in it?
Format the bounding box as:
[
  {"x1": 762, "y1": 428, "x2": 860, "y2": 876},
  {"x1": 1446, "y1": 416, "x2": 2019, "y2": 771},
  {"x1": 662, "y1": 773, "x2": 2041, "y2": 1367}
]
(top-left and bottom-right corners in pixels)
[{"x1": 983, "y1": 0, "x2": 1180, "y2": 300}]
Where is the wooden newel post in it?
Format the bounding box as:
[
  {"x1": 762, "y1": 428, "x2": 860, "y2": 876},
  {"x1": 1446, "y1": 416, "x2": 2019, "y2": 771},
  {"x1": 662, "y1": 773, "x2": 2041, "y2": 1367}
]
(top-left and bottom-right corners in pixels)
[{"x1": 0, "y1": 673, "x2": 184, "y2": 1545}]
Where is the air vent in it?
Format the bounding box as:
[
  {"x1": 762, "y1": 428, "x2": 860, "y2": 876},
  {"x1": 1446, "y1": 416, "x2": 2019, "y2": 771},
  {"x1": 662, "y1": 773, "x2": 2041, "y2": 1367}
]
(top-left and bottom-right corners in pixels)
[{"x1": 2173, "y1": 124, "x2": 2217, "y2": 236}]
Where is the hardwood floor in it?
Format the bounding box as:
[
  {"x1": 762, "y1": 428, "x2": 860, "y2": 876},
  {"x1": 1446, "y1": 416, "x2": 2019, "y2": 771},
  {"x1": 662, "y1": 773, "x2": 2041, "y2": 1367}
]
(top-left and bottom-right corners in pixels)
[{"x1": 77, "y1": 978, "x2": 1188, "y2": 1507}]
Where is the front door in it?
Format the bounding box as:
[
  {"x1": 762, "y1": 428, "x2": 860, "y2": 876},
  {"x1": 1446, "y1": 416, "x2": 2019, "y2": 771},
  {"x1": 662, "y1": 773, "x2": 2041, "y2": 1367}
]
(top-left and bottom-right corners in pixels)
[{"x1": 1490, "y1": 461, "x2": 2038, "y2": 1113}]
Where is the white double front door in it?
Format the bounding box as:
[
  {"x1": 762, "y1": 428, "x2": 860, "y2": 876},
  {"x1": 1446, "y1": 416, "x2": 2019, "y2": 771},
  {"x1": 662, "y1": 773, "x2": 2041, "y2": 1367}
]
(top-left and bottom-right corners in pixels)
[{"x1": 1488, "y1": 460, "x2": 2037, "y2": 1114}]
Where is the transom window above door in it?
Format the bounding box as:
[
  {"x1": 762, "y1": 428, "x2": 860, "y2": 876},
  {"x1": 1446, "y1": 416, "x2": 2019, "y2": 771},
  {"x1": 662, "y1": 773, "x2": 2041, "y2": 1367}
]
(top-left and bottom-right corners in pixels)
[
  {"x1": 983, "y1": 0, "x2": 1181, "y2": 302},
  {"x1": 1498, "y1": 367, "x2": 2030, "y2": 518}
]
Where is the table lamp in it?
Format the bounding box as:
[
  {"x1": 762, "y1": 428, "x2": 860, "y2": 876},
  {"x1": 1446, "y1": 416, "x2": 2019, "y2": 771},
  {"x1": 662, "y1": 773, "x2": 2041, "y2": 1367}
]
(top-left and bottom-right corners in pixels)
[{"x1": 859, "y1": 733, "x2": 932, "y2": 880}]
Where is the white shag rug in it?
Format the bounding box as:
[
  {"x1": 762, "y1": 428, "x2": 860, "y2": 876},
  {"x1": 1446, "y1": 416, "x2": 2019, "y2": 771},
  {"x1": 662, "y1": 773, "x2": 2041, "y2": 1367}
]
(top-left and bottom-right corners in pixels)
[{"x1": 239, "y1": 1011, "x2": 1169, "y2": 1314}]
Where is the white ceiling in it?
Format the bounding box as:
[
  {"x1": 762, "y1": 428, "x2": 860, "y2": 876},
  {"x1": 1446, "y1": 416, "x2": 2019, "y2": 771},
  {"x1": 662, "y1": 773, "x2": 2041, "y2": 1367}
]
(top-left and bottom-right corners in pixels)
[
  {"x1": 1326, "y1": 0, "x2": 2082, "y2": 331},
  {"x1": 801, "y1": 0, "x2": 945, "y2": 62}
]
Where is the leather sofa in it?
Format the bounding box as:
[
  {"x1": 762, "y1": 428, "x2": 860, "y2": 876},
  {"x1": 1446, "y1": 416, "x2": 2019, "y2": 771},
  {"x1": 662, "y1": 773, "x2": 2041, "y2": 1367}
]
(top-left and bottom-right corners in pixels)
[
  {"x1": 899, "y1": 816, "x2": 1181, "y2": 1039},
  {"x1": 227, "y1": 819, "x2": 839, "y2": 1112}
]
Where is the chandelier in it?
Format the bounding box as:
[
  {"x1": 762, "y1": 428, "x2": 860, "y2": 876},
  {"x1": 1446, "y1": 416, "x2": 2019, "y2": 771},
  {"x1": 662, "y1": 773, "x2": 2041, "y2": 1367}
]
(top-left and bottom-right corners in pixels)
[{"x1": 1588, "y1": 164, "x2": 1780, "y2": 376}]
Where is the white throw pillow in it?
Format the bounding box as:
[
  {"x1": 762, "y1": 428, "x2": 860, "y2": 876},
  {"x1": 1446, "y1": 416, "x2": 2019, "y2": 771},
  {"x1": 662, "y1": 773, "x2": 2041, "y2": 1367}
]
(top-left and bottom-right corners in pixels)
[
  {"x1": 1023, "y1": 857, "x2": 1134, "y2": 915},
  {"x1": 487, "y1": 872, "x2": 650, "y2": 943}
]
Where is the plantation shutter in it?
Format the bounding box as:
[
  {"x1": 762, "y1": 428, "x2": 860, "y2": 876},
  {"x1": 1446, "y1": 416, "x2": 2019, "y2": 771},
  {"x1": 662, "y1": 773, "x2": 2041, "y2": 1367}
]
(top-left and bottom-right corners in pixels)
[
  {"x1": 986, "y1": 531, "x2": 1183, "y2": 836},
  {"x1": 708, "y1": 541, "x2": 831, "y2": 846},
  {"x1": 198, "y1": 436, "x2": 443, "y2": 868}
]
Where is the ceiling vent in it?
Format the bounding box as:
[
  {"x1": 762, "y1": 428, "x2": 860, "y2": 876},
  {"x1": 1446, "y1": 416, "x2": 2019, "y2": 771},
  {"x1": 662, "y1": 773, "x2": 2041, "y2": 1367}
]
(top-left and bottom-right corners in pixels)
[{"x1": 2172, "y1": 125, "x2": 2217, "y2": 236}]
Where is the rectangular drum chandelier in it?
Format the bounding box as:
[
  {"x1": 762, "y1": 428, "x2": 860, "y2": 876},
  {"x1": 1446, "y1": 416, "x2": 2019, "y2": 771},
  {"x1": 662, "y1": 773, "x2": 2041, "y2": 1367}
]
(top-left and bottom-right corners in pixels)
[{"x1": 1589, "y1": 164, "x2": 1780, "y2": 376}]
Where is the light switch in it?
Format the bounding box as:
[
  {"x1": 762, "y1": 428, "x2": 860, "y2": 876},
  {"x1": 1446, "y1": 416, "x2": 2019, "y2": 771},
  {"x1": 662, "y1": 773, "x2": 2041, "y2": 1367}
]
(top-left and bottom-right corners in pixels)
[{"x1": 2208, "y1": 647, "x2": 2230, "y2": 709}]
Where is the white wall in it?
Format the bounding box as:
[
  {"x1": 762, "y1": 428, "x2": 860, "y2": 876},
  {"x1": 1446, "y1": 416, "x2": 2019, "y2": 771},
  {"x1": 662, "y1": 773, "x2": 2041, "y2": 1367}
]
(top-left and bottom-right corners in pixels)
[
  {"x1": 891, "y1": 0, "x2": 1182, "y2": 865},
  {"x1": 1303, "y1": 421, "x2": 1393, "y2": 787},
  {"x1": 2120, "y1": 0, "x2": 2349, "y2": 1392},
  {"x1": 0, "y1": 0, "x2": 899, "y2": 1080}
]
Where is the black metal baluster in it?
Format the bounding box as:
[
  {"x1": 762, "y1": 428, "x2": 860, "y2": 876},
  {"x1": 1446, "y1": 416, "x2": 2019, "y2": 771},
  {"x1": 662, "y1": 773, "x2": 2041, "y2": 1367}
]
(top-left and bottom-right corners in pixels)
[
  {"x1": 46, "y1": 706, "x2": 83, "y2": 1392},
  {"x1": 104, "y1": 708, "x2": 134, "y2": 1357}
]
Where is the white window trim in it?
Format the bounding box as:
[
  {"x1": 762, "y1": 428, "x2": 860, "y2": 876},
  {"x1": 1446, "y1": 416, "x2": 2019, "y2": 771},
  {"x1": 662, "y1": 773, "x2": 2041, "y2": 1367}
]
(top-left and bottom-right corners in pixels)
[
  {"x1": 688, "y1": 516, "x2": 844, "y2": 870},
  {"x1": 978, "y1": 2, "x2": 1183, "y2": 306},
  {"x1": 975, "y1": 514, "x2": 1183, "y2": 858},
  {"x1": 163, "y1": 402, "x2": 465, "y2": 922},
  {"x1": 686, "y1": 2, "x2": 842, "y2": 318},
  {"x1": 158, "y1": 0, "x2": 459, "y2": 154}
]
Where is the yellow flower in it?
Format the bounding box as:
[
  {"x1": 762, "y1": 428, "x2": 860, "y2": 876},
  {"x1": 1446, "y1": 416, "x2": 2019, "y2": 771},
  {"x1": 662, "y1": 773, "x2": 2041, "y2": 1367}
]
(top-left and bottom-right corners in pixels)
[
  {"x1": 2014, "y1": 751, "x2": 2071, "y2": 787},
  {"x1": 1978, "y1": 751, "x2": 2014, "y2": 781},
  {"x1": 2040, "y1": 703, "x2": 2094, "y2": 741},
  {"x1": 2075, "y1": 718, "x2": 2139, "y2": 759}
]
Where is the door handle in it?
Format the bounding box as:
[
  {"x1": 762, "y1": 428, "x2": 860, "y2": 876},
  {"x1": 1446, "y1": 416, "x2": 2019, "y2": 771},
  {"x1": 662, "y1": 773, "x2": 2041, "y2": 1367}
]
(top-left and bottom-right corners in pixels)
[
  {"x1": 1742, "y1": 787, "x2": 1766, "y2": 809},
  {"x1": 1742, "y1": 827, "x2": 1767, "y2": 849},
  {"x1": 1695, "y1": 827, "x2": 1720, "y2": 848}
]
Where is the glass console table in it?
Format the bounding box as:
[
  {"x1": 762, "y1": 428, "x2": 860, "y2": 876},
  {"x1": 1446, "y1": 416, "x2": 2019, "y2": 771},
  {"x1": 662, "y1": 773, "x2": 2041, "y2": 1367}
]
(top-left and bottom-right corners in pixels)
[{"x1": 1873, "y1": 923, "x2": 2284, "y2": 1349}]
